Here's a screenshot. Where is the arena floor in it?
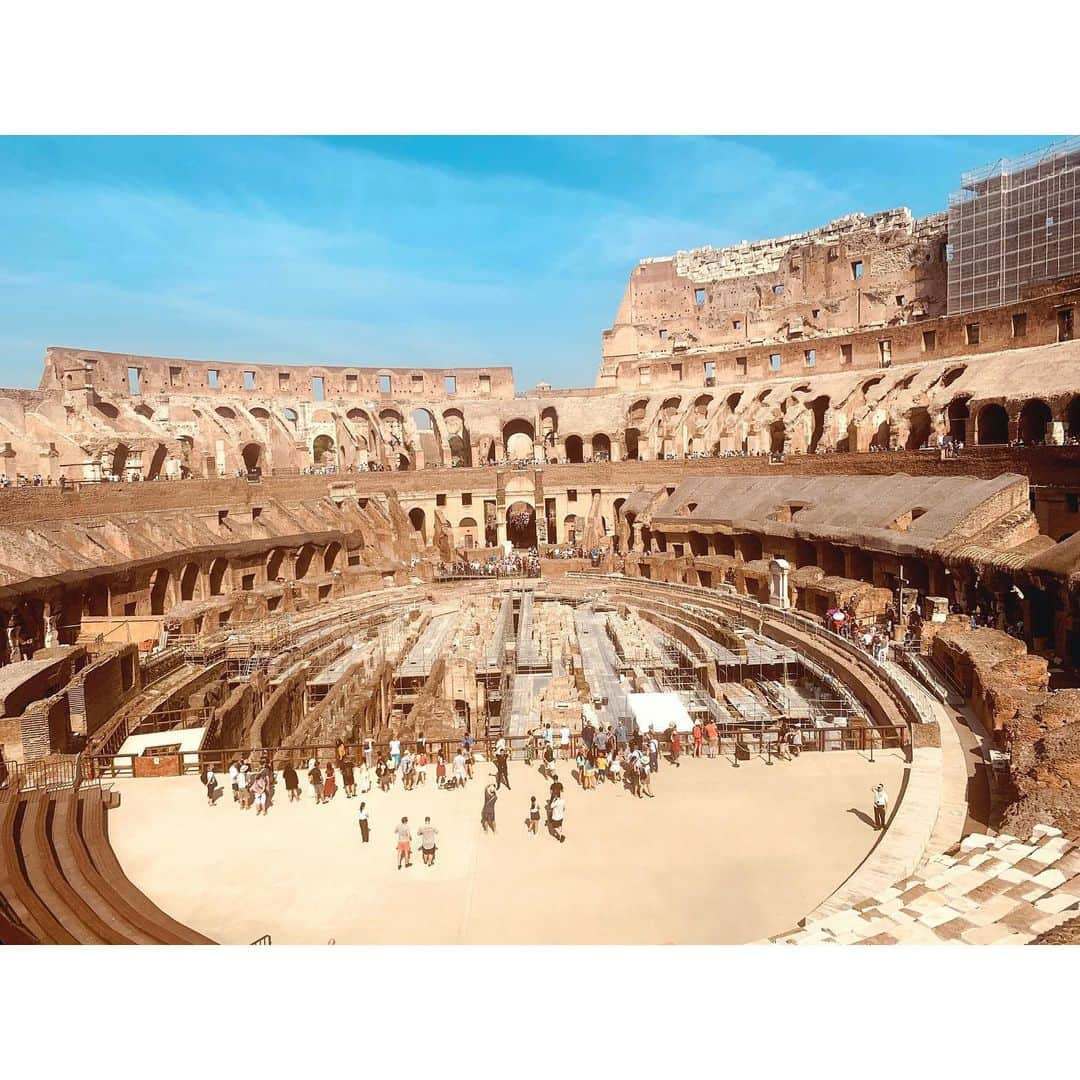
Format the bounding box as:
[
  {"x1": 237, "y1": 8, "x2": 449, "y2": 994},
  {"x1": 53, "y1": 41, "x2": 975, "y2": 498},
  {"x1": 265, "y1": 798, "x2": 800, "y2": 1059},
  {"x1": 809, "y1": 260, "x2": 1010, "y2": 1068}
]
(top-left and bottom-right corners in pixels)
[{"x1": 108, "y1": 749, "x2": 908, "y2": 944}]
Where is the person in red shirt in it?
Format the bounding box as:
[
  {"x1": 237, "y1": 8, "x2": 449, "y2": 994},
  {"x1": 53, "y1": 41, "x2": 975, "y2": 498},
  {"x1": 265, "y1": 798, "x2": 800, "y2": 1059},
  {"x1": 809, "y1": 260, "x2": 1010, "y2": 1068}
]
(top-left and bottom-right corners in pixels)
[
  {"x1": 705, "y1": 720, "x2": 719, "y2": 759},
  {"x1": 669, "y1": 726, "x2": 682, "y2": 767},
  {"x1": 692, "y1": 722, "x2": 704, "y2": 758}
]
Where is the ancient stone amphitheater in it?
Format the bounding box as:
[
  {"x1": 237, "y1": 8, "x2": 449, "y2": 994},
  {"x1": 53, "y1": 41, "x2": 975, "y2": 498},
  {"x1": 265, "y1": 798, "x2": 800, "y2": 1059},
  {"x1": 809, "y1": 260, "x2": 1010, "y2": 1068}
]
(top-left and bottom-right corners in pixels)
[{"x1": 2, "y1": 142, "x2": 1080, "y2": 945}]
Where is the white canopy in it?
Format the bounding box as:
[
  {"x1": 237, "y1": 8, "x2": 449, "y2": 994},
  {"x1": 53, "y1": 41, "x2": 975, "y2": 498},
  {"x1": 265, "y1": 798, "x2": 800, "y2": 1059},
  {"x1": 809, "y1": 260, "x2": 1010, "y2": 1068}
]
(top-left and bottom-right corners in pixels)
[{"x1": 627, "y1": 692, "x2": 694, "y2": 734}]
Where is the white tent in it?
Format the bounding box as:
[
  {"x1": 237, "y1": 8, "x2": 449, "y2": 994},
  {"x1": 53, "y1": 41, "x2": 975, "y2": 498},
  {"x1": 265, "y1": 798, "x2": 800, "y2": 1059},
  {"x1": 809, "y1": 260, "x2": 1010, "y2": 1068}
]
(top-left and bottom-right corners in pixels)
[{"x1": 627, "y1": 692, "x2": 694, "y2": 734}]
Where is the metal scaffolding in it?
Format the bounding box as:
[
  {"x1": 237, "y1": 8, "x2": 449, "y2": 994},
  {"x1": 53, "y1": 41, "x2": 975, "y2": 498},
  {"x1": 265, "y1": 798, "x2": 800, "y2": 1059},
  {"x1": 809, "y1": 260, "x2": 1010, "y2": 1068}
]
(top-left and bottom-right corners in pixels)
[{"x1": 948, "y1": 137, "x2": 1080, "y2": 315}]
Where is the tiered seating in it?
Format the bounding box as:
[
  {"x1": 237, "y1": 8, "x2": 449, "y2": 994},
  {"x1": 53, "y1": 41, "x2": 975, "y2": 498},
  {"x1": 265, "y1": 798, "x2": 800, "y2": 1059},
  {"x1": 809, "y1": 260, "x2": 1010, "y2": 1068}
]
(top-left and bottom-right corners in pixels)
[{"x1": 0, "y1": 785, "x2": 213, "y2": 945}]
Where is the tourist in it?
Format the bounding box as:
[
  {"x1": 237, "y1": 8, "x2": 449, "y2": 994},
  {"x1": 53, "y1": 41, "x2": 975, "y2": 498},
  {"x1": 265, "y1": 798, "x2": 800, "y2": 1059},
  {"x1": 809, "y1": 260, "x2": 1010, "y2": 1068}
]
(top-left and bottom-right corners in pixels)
[
  {"x1": 322, "y1": 762, "x2": 338, "y2": 802},
  {"x1": 418, "y1": 816, "x2": 439, "y2": 866},
  {"x1": 543, "y1": 723, "x2": 554, "y2": 754},
  {"x1": 614, "y1": 721, "x2": 628, "y2": 752},
  {"x1": 872, "y1": 783, "x2": 888, "y2": 830},
  {"x1": 453, "y1": 749, "x2": 467, "y2": 788},
  {"x1": 692, "y1": 721, "x2": 704, "y2": 758},
  {"x1": 252, "y1": 774, "x2": 268, "y2": 816},
  {"x1": 342, "y1": 757, "x2": 357, "y2": 798},
  {"x1": 435, "y1": 753, "x2": 447, "y2": 788},
  {"x1": 648, "y1": 733, "x2": 659, "y2": 773},
  {"x1": 705, "y1": 719, "x2": 719, "y2": 759},
  {"x1": 395, "y1": 816, "x2": 413, "y2": 869},
  {"x1": 376, "y1": 756, "x2": 391, "y2": 792},
  {"x1": 669, "y1": 726, "x2": 682, "y2": 767},
  {"x1": 640, "y1": 757, "x2": 655, "y2": 798},
  {"x1": 789, "y1": 726, "x2": 803, "y2": 757},
  {"x1": 228, "y1": 759, "x2": 240, "y2": 803},
  {"x1": 204, "y1": 764, "x2": 219, "y2": 806},
  {"x1": 390, "y1": 734, "x2": 401, "y2": 769},
  {"x1": 575, "y1": 748, "x2": 587, "y2": 787},
  {"x1": 541, "y1": 742, "x2": 556, "y2": 778},
  {"x1": 357, "y1": 801, "x2": 370, "y2": 843},
  {"x1": 363, "y1": 737, "x2": 374, "y2": 770},
  {"x1": 283, "y1": 761, "x2": 301, "y2": 801},
  {"x1": 401, "y1": 750, "x2": 415, "y2": 790},
  {"x1": 595, "y1": 726, "x2": 609, "y2": 755},
  {"x1": 609, "y1": 752, "x2": 623, "y2": 788},
  {"x1": 549, "y1": 792, "x2": 566, "y2": 843},
  {"x1": 481, "y1": 784, "x2": 498, "y2": 833},
  {"x1": 526, "y1": 795, "x2": 541, "y2": 835},
  {"x1": 595, "y1": 748, "x2": 608, "y2": 783},
  {"x1": 335, "y1": 738, "x2": 346, "y2": 768},
  {"x1": 583, "y1": 754, "x2": 596, "y2": 790},
  {"x1": 494, "y1": 742, "x2": 511, "y2": 791},
  {"x1": 309, "y1": 760, "x2": 324, "y2": 804},
  {"x1": 559, "y1": 723, "x2": 571, "y2": 760},
  {"x1": 358, "y1": 761, "x2": 372, "y2": 794},
  {"x1": 237, "y1": 761, "x2": 251, "y2": 808}
]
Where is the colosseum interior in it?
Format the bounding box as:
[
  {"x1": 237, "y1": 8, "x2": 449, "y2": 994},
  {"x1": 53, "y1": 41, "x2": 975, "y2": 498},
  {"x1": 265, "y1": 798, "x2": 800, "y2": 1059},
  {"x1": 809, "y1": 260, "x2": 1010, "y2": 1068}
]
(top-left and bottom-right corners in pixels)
[{"x1": 3, "y1": 139, "x2": 1080, "y2": 946}]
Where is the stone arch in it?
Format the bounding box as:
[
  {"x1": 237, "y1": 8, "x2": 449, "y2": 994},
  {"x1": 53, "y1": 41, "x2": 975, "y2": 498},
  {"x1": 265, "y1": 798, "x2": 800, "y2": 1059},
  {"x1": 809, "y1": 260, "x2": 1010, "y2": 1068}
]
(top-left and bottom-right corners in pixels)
[
  {"x1": 1018, "y1": 399, "x2": 1052, "y2": 444},
  {"x1": 1068, "y1": 396, "x2": 1080, "y2": 440},
  {"x1": 396, "y1": 453, "x2": 411, "y2": 471},
  {"x1": 241, "y1": 443, "x2": 263, "y2": 472},
  {"x1": 502, "y1": 418, "x2": 535, "y2": 461},
  {"x1": 208, "y1": 557, "x2": 229, "y2": 597},
  {"x1": 110, "y1": 443, "x2": 130, "y2": 478},
  {"x1": 442, "y1": 408, "x2": 471, "y2": 467},
  {"x1": 977, "y1": 403, "x2": 1009, "y2": 445},
  {"x1": 941, "y1": 365, "x2": 967, "y2": 389},
  {"x1": 180, "y1": 562, "x2": 201, "y2": 602},
  {"x1": 95, "y1": 401, "x2": 119, "y2": 420},
  {"x1": 134, "y1": 403, "x2": 154, "y2": 419},
  {"x1": 250, "y1": 406, "x2": 270, "y2": 422},
  {"x1": 283, "y1": 408, "x2": 299, "y2": 427},
  {"x1": 266, "y1": 548, "x2": 286, "y2": 581},
  {"x1": 84, "y1": 580, "x2": 110, "y2": 617},
  {"x1": 150, "y1": 567, "x2": 171, "y2": 615},
  {"x1": 563, "y1": 514, "x2": 579, "y2": 545},
  {"x1": 769, "y1": 420, "x2": 787, "y2": 454},
  {"x1": 506, "y1": 500, "x2": 537, "y2": 549},
  {"x1": 411, "y1": 408, "x2": 443, "y2": 465},
  {"x1": 906, "y1": 406, "x2": 933, "y2": 450},
  {"x1": 458, "y1": 516, "x2": 478, "y2": 549},
  {"x1": 540, "y1": 406, "x2": 558, "y2": 448},
  {"x1": 726, "y1": 391, "x2": 743, "y2": 412},
  {"x1": 324, "y1": 541, "x2": 342, "y2": 573},
  {"x1": 146, "y1": 443, "x2": 168, "y2": 480},
  {"x1": 312, "y1": 434, "x2": 335, "y2": 466},
  {"x1": 565, "y1": 434, "x2": 584, "y2": 464},
  {"x1": 625, "y1": 428, "x2": 640, "y2": 460},
  {"x1": 870, "y1": 418, "x2": 892, "y2": 450},
  {"x1": 408, "y1": 507, "x2": 427, "y2": 542},
  {"x1": 215, "y1": 406, "x2": 236, "y2": 420},
  {"x1": 947, "y1": 396, "x2": 971, "y2": 442},
  {"x1": 807, "y1": 396, "x2": 830, "y2": 453},
  {"x1": 592, "y1": 433, "x2": 611, "y2": 460},
  {"x1": 295, "y1": 544, "x2": 318, "y2": 580}
]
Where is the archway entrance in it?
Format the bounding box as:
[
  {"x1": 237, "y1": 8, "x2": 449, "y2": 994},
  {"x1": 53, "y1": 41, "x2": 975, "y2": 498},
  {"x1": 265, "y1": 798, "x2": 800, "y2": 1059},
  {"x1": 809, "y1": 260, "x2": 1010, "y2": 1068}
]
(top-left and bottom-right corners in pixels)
[
  {"x1": 506, "y1": 501, "x2": 537, "y2": 549},
  {"x1": 1067, "y1": 396, "x2": 1080, "y2": 440},
  {"x1": 977, "y1": 403, "x2": 1009, "y2": 445},
  {"x1": 565, "y1": 435, "x2": 584, "y2": 463},
  {"x1": 313, "y1": 435, "x2": 335, "y2": 468},
  {"x1": 150, "y1": 568, "x2": 170, "y2": 615},
  {"x1": 242, "y1": 443, "x2": 263, "y2": 473},
  {"x1": 408, "y1": 507, "x2": 427, "y2": 543},
  {"x1": 1018, "y1": 399, "x2": 1052, "y2": 444},
  {"x1": 947, "y1": 397, "x2": 970, "y2": 442}
]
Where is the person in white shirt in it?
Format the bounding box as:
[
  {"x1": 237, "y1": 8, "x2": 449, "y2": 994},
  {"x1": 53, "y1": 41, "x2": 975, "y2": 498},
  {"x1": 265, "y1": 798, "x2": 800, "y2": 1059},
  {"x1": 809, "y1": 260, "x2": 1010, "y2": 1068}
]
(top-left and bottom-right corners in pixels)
[
  {"x1": 559, "y1": 725, "x2": 570, "y2": 759},
  {"x1": 549, "y1": 795, "x2": 566, "y2": 843},
  {"x1": 872, "y1": 783, "x2": 888, "y2": 830},
  {"x1": 389, "y1": 736, "x2": 401, "y2": 769},
  {"x1": 228, "y1": 761, "x2": 240, "y2": 802},
  {"x1": 236, "y1": 764, "x2": 249, "y2": 809}
]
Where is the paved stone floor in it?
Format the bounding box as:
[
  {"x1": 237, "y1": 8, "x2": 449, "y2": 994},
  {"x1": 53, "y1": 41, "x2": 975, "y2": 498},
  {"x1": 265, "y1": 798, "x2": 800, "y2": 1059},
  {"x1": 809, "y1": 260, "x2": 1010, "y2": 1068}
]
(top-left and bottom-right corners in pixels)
[{"x1": 109, "y1": 750, "x2": 906, "y2": 944}]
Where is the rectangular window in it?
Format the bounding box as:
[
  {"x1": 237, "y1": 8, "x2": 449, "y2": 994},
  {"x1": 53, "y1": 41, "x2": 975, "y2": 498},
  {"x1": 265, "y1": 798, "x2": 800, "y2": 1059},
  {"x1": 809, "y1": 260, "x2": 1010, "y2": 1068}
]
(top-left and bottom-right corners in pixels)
[
  {"x1": 895, "y1": 295, "x2": 905, "y2": 307},
  {"x1": 769, "y1": 353, "x2": 782, "y2": 372},
  {"x1": 243, "y1": 370, "x2": 255, "y2": 390},
  {"x1": 312, "y1": 376, "x2": 326, "y2": 401},
  {"x1": 217, "y1": 509, "x2": 228, "y2": 525},
  {"x1": 412, "y1": 374, "x2": 424, "y2": 392},
  {"x1": 671, "y1": 363, "x2": 682, "y2": 381},
  {"x1": 879, "y1": 340, "x2": 892, "y2": 367},
  {"x1": 694, "y1": 288, "x2": 706, "y2": 306},
  {"x1": 252, "y1": 506, "x2": 262, "y2": 520},
  {"x1": 346, "y1": 373, "x2": 358, "y2": 392},
  {"x1": 704, "y1": 360, "x2": 715, "y2": 386},
  {"x1": 242, "y1": 574, "x2": 255, "y2": 592},
  {"x1": 733, "y1": 319, "x2": 742, "y2": 330},
  {"x1": 379, "y1": 374, "x2": 392, "y2": 394},
  {"x1": 736, "y1": 356, "x2": 747, "y2": 376},
  {"x1": 567, "y1": 489, "x2": 577, "y2": 503},
  {"x1": 851, "y1": 260, "x2": 863, "y2": 281},
  {"x1": 278, "y1": 371, "x2": 289, "y2": 390},
  {"x1": 169, "y1": 366, "x2": 182, "y2": 387},
  {"x1": 841, "y1": 344, "x2": 853, "y2": 365},
  {"x1": 658, "y1": 329, "x2": 668, "y2": 340},
  {"x1": 1059, "y1": 308, "x2": 1074, "y2": 343},
  {"x1": 804, "y1": 349, "x2": 816, "y2": 368},
  {"x1": 1012, "y1": 313, "x2": 1028, "y2": 338},
  {"x1": 638, "y1": 367, "x2": 651, "y2": 387},
  {"x1": 811, "y1": 308, "x2": 820, "y2": 319},
  {"x1": 461, "y1": 492, "x2": 472, "y2": 506},
  {"x1": 208, "y1": 369, "x2": 219, "y2": 389},
  {"x1": 965, "y1": 322, "x2": 980, "y2": 345},
  {"x1": 127, "y1": 367, "x2": 141, "y2": 395},
  {"x1": 444, "y1": 375, "x2": 457, "y2": 394},
  {"x1": 436, "y1": 493, "x2": 446, "y2": 507},
  {"x1": 922, "y1": 330, "x2": 937, "y2": 352},
  {"x1": 479, "y1": 375, "x2": 491, "y2": 395}
]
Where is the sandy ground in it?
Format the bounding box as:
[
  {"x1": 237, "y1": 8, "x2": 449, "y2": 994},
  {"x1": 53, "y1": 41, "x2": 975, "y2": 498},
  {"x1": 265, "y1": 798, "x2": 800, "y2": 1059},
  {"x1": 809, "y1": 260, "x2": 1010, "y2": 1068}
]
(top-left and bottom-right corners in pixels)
[{"x1": 109, "y1": 749, "x2": 907, "y2": 945}]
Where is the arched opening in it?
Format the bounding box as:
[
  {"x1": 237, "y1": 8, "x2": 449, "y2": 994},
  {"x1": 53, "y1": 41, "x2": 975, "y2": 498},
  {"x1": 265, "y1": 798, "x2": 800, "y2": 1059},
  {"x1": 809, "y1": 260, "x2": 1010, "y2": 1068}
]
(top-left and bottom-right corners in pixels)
[
  {"x1": 411, "y1": 409, "x2": 442, "y2": 465},
  {"x1": 95, "y1": 401, "x2": 119, "y2": 420},
  {"x1": 563, "y1": 514, "x2": 578, "y2": 546},
  {"x1": 84, "y1": 580, "x2": 110, "y2": 617},
  {"x1": 146, "y1": 443, "x2": 167, "y2": 480},
  {"x1": 458, "y1": 516, "x2": 478, "y2": 549},
  {"x1": 295, "y1": 544, "x2": 317, "y2": 580},
  {"x1": 215, "y1": 406, "x2": 236, "y2": 420},
  {"x1": 150, "y1": 568, "x2": 170, "y2": 615},
  {"x1": 1067, "y1": 396, "x2": 1080, "y2": 440},
  {"x1": 688, "y1": 531, "x2": 710, "y2": 556},
  {"x1": 769, "y1": 420, "x2": 787, "y2": 454},
  {"x1": 1018, "y1": 399, "x2": 1052, "y2": 444},
  {"x1": 947, "y1": 396, "x2": 971, "y2": 442},
  {"x1": 408, "y1": 507, "x2": 427, "y2": 543},
  {"x1": 807, "y1": 396, "x2": 829, "y2": 453},
  {"x1": 250, "y1": 407, "x2": 270, "y2": 422},
  {"x1": 941, "y1": 365, "x2": 967, "y2": 389},
  {"x1": 324, "y1": 541, "x2": 342, "y2": 572},
  {"x1": 625, "y1": 428, "x2": 640, "y2": 460},
  {"x1": 241, "y1": 443, "x2": 263, "y2": 473},
  {"x1": 209, "y1": 558, "x2": 229, "y2": 597},
  {"x1": 134, "y1": 403, "x2": 154, "y2": 419},
  {"x1": 726, "y1": 391, "x2": 743, "y2": 412},
  {"x1": 312, "y1": 434, "x2": 335, "y2": 467},
  {"x1": 110, "y1": 443, "x2": 129, "y2": 478},
  {"x1": 906, "y1": 407, "x2": 932, "y2": 450},
  {"x1": 977, "y1": 403, "x2": 1009, "y2": 445},
  {"x1": 396, "y1": 453, "x2": 411, "y2": 471},
  {"x1": 540, "y1": 406, "x2": 558, "y2": 451},
  {"x1": 180, "y1": 562, "x2": 201, "y2": 602},
  {"x1": 283, "y1": 408, "x2": 298, "y2": 427},
  {"x1": 592, "y1": 433, "x2": 611, "y2": 460},
  {"x1": 443, "y1": 409, "x2": 471, "y2": 467},
  {"x1": 565, "y1": 435, "x2": 584, "y2": 463},
  {"x1": 506, "y1": 501, "x2": 537, "y2": 549},
  {"x1": 267, "y1": 549, "x2": 286, "y2": 581},
  {"x1": 870, "y1": 419, "x2": 892, "y2": 450},
  {"x1": 502, "y1": 418, "x2": 535, "y2": 462}
]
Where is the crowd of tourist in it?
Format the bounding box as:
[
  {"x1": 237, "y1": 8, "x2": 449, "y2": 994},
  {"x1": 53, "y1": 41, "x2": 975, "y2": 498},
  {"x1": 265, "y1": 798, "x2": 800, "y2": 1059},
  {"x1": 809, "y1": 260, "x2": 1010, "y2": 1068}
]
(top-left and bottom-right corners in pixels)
[{"x1": 438, "y1": 551, "x2": 542, "y2": 578}]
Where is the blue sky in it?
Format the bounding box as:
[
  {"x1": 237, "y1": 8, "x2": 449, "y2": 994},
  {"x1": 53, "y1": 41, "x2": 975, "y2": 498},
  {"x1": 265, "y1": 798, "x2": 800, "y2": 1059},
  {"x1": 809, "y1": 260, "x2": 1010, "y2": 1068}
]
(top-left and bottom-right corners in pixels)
[{"x1": 0, "y1": 135, "x2": 1062, "y2": 390}]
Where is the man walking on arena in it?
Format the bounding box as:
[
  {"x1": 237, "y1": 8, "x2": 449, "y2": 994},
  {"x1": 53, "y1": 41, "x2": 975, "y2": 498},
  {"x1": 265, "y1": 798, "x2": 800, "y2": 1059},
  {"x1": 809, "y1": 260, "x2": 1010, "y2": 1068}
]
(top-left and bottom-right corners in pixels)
[
  {"x1": 549, "y1": 793, "x2": 566, "y2": 843},
  {"x1": 872, "y1": 784, "x2": 889, "y2": 830},
  {"x1": 418, "y1": 817, "x2": 439, "y2": 866},
  {"x1": 705, "y1": 719, "x2": 719, "y2": 759},
  {"x1": 495, "y1": 741, "x2": 511, "y2": 791},
  {"x1": 395, "y1": 816, "x2": 413, "y2": 869}
]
